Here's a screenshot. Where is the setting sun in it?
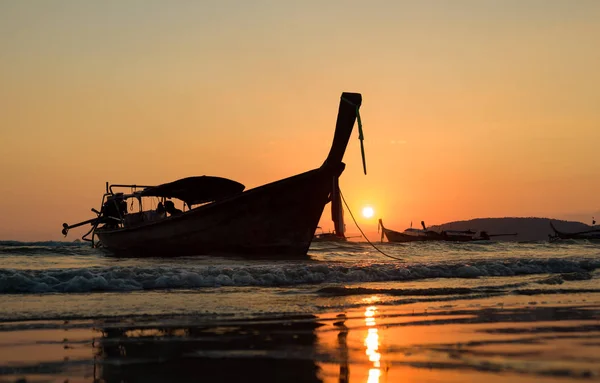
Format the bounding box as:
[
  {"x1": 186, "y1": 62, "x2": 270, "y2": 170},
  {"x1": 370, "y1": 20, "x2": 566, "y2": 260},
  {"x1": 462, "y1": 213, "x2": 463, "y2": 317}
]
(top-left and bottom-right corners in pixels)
[{"x1": 362, "y1": 206, "x2": 374, "y2": 219}]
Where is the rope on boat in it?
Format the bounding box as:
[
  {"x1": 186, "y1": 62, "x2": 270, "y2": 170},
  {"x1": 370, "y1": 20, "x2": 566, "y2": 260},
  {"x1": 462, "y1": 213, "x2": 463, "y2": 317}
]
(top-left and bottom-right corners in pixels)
[
  {"x1": 341, "y1": 96, "x2": 367, "y2": 175},
  {"x1": 339, "y1": 189, "x2": 404, "y2": 262}
]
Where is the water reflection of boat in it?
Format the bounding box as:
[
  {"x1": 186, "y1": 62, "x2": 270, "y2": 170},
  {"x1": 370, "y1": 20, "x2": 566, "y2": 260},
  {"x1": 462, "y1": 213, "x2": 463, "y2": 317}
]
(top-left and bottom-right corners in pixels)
[
  {"x1": 332, "y1": 308, "x2": 383, "y2": 383},
  {"x1": 62, "y1": 92, "x2": 364, "y2": 258},
  {"x1": 335, "y1": 314, "x2": 349, "y2": 383},
  {"x1": 93, "y1": 317, "x2": 324, "y2": 383}
]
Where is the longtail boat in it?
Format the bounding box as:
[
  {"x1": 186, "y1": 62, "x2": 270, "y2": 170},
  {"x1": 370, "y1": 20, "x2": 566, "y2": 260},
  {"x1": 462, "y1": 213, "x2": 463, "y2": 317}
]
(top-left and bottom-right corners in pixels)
[
  {"x1": 440, "y1": 230, "x2": 517, "y2": 241},
  {"x1": 379, "y1": 219, "x2": 517, "y2": 243},
  {"x1": 62, "y1": 92, "x2": 365, "y2": 258},
  {"x1": 549, "y1": 220, "x2": 600, "y2": 242},
  {"x1": 378, "y1": 219, "x2": 442, "y2": 242}
]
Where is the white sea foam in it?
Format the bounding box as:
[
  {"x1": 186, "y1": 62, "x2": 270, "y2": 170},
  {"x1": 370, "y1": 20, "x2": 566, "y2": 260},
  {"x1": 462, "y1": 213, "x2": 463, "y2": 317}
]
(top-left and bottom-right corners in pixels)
[{"x1": 1, "y1": 258, "x2": 598, "y2": 294}]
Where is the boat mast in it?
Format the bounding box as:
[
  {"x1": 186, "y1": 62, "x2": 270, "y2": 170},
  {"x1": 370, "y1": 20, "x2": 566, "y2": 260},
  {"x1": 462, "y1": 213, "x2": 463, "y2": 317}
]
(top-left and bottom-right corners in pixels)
[{"x1": 330, "y1": 176, "x2": 345, "y2": 238}]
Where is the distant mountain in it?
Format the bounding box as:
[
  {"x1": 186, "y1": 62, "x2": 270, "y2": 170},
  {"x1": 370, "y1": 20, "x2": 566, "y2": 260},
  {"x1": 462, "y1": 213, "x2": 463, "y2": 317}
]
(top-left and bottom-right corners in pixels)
[{"x1": 427, "y1": 217, "x2": 597, "y2": 242}]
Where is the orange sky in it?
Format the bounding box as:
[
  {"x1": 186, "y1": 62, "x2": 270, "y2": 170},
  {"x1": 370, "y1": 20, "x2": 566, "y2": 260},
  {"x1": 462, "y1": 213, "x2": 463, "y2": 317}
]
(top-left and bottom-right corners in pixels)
[{"x1": 1, "y1": 1, "x2": 599, "y2": 241}]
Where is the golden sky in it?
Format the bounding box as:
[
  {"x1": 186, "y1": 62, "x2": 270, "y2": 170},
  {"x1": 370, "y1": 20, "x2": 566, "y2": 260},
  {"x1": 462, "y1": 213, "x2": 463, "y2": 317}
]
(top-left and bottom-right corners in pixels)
[{"x1": 1, "y1": 0, "x2": 599, "y2": 241}]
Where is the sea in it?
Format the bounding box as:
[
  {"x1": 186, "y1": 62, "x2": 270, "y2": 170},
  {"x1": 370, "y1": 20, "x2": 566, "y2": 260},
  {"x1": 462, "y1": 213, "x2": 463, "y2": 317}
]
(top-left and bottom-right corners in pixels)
[{"x1": 1, "y1": 239, "x2": 600, "y2": 383}]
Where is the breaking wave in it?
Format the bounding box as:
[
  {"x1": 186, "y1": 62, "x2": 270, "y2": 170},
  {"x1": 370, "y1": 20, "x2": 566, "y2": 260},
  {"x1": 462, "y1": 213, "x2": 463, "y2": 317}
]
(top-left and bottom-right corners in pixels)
[
  {"x1": 1, "y1": 257, "x2": 599, "y2": 294},
  {"x1": 0, "y1": 241, "x2": 90, "y2": 256}
]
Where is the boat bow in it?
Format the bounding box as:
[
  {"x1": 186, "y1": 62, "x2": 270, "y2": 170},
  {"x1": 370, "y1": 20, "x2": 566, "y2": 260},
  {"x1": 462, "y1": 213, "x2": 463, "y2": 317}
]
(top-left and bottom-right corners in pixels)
[
  {"x1": 323, "y1": 93, "x2": 363, "y2": 169},
  {"x1": 62, "y1": 91, "x2": 365, "y2": 257}
]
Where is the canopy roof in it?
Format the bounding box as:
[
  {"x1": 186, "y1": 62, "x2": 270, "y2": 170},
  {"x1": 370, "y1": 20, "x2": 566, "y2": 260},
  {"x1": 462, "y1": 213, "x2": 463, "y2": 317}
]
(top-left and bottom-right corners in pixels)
[{"x1": 139, "y1": 176, "x2": 245, "y2": 206}]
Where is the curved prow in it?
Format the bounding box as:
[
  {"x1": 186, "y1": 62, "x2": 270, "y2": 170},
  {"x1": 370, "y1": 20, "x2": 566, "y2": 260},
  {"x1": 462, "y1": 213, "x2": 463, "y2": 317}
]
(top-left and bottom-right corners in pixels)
[
  {"x1": 549, "y1": 220, "x2": 562, "y2": 235},
  {"x1": 323, "y1": 92, "x2": 363, "y2": 169},
  {"x1": 549, "y1": 220, "x2": 600, "y2": 236},
  {"x1": 421, "y1": 221, "x2": 427, "y2": 230}
]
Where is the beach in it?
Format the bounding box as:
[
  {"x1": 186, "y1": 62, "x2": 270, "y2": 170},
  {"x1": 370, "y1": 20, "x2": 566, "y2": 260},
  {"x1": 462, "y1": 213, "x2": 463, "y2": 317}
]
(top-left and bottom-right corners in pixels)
[
  {"x1": 3, "y1": 1, "x2": 600, "y2": 381},
  {"x1": 1, "y1": 240, "x2": 599, "y2": 382}
]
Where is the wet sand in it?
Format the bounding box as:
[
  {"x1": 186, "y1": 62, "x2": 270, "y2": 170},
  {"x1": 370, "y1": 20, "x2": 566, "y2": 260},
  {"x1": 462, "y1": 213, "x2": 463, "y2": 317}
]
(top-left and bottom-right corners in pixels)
[{"x1": 1, "y1": 292, "x2": 599, "y2": 383}]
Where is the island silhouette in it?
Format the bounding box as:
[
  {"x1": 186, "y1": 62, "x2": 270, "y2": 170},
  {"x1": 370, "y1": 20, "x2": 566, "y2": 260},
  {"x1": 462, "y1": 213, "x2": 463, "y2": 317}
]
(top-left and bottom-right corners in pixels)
[{"x1": 426, "y1": 217, "x2": 597, "y2": 242}]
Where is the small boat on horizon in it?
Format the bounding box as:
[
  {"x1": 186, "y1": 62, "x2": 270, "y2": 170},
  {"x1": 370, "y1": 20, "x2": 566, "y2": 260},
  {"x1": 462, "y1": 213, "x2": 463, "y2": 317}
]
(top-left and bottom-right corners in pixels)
[
  {"x1": 548, "y1": 220, "x2": 600, "y2": 242},
  {"x1": 313, "y1": 228, "x2": 347, "y2": 242},
  {"x1": 61, "y1": 92, "x2": 365, "y2": 258},
  {"x1": 378, "y1": 219, "x2": 442, "y2": 242},
  {"x1": 378, "y1": 219, "x2": 517, "y2": 243}
]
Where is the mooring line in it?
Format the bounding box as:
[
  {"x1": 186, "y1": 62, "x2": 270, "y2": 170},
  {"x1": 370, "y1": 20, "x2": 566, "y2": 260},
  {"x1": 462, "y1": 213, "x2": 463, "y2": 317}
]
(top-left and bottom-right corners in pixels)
[{"x1": 339, "y1": 189, "x2": 404, "y2": 262}]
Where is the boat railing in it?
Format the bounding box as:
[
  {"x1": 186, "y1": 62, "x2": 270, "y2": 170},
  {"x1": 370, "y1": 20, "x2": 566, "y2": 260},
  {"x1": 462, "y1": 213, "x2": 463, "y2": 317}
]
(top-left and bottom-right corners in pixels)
[
  {"x1": 107, "y1": 182, "x2": 154, "y2": 195},
  {"x1": 102, "y1": 184, "x2": 180, "y2": 227}
]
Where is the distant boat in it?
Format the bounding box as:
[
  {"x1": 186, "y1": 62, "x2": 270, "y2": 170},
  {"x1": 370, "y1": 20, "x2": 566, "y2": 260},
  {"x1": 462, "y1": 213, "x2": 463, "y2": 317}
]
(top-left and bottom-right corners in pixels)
[
  {"x1": 378, "y1": 219, "x2": 442, "y2": 242},
  {"x1": 379, "y1": 219, "x2": 517, "y2": 243},
  {"x1": 313, "y1": 229, "x2": 346, "y2": 242},
  {"x1": 441, "y1": 229, "x2": 480, "y2": 242},
  {"x1": 440, "y1": 229, "x2": 517, "y2": 242},
  {"x1": 61, "y1": 92, "x2": 365, "y2": 258},
  {"x1": 548, "y1": 221, "x2": 600, "y2": 242}
]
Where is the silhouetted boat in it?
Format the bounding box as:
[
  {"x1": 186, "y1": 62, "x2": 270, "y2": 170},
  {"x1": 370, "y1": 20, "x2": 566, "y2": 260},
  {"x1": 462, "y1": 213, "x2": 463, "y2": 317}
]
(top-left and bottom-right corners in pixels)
[
  {"x1": 378, "y1": 219, "x2": 442, "y2": 242},
  {"x1": 548, "y1": 221, "x2": 600, "y2": 242},
  {"x1": 62, "y1": 92, "x2": 365, "y2": 258},
  {"x1": 379, "y1": 219, "x2": 517, "y2": 243},
  {"x1": 313, "y1": 229, "x2": 347, "y2": 242},
  {"x1": 440, "y1": 229, "x2": 517, "y2": 241},
  {"x1": 439, "y1": 229, "x2": 478, "y2": 241}
]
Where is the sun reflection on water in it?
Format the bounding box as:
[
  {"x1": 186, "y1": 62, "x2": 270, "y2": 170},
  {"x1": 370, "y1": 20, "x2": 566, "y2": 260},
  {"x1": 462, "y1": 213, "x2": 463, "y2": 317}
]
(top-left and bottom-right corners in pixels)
[{"x1": 364, "y1": 306, "x2": 381, "y2": 383}]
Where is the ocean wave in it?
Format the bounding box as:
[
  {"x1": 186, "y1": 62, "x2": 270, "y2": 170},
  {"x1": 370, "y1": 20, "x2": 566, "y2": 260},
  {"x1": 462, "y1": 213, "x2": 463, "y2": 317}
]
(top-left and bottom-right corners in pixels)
[
  {"x1": 0, "y1": 240, "x2": 91, "y2": 256},
  {"x1": 1, "y1": 257, "x2": 599, "y2": 294},
  {"x1": 317, "y1": 272, "x2": 598, "y2": 298},
  {"x1": 0, "y1": 241, "x2": 87, "y2": 247}
]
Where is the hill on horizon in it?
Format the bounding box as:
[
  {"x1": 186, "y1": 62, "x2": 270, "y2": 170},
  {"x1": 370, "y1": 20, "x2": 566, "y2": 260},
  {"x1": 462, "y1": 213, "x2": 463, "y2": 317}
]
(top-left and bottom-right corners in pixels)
[{"x1": 426, "y1": 217, "x2": 597, "y2": 242}]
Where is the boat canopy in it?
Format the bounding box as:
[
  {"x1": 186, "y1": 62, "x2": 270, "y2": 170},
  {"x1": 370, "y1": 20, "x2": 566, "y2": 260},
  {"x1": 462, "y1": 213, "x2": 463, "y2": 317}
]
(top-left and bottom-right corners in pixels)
[{"x1": 138, "y1": 176, "x2": 245, "y2": 206}]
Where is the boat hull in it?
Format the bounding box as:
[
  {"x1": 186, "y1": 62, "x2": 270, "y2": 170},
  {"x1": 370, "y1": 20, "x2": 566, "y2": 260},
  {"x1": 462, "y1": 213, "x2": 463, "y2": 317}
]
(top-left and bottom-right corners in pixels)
[
  {"x1": 441, "y1": 233, "x2": 479, "y2": 242},
  {"x1": 381, "y1": 229, "x2": 438, "y2": 243},
  {"x1": 549, "y1": 232, "x2": 600, "y2": 241},
  {"x1": 381, "y1": 228, "x2": 485, "y2": 243},
  {"x1": 549, "y1": 221, "x2": 600, "y2": 242},
  {"x1": 96, "y1": 164, "x2": 344, "y2": 258}
]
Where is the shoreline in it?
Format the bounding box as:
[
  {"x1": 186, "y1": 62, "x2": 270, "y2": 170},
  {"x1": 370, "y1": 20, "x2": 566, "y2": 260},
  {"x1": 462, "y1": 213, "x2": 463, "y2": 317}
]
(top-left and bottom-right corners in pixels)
[{"x1": 1, "y1": 292, "x2": 599, "y2": 383}]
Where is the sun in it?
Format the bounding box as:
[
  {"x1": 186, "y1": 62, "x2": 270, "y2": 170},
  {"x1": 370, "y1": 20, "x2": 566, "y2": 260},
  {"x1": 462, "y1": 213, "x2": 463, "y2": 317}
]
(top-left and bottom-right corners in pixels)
[{"x1": 362, "y1": 206, "x2": 374, "y2": 219}]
